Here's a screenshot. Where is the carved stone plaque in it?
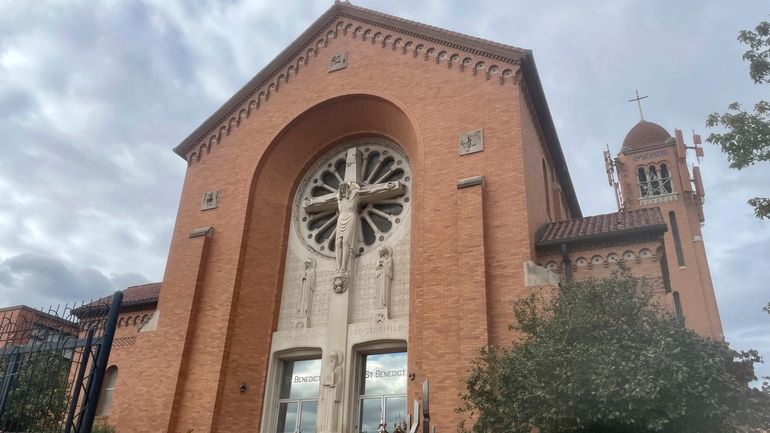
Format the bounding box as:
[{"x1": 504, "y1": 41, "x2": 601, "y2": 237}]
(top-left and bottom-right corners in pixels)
[
  {"x1": 328, "y1": 52, "x2": 347, "y2": 72},
  {"x1": 201, "y1": 190, "x2": 220, "y2": 211},
  {"x1": 459, "y1": 129, "x2": 484, "y2": 155}
]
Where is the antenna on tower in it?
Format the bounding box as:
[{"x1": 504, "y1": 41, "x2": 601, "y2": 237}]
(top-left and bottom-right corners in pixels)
[
  {"x1": 603, "y1": 144, "x2": 614, "y2": 187},
  {"x1": 690, "y1": 129, "x2": 704, "y2": 163},
  {"x1": 603, "y1": 144, "x2": 625, "y2": 211}
]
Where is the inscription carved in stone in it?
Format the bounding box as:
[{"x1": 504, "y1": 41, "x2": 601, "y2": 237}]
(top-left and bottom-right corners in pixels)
[
  {"x1": 459, "y1": 129, "x2": 484, "y2": 155},
  {"x1": 349, "y1": 320, "x2": 407, "y2": 337}
]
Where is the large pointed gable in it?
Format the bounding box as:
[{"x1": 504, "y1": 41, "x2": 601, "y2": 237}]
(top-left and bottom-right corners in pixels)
[{"x1": 173, "y1": 0, "x2": 581, "y2": 217}]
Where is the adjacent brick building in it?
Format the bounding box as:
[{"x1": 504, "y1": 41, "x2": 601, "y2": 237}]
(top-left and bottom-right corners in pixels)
[{"x1": 83, "y1": 2, "x2": 722, "y2": 432}]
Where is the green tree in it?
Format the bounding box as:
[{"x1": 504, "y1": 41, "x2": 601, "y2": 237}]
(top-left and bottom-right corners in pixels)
[
  {"x1": 0, "y1": 350, "x2": 71, "y2": 432},
  {"x1": 458, "y1": 272, "x2": 770, "y2": 433},
  {"x1": 706, "y1": 19, "x2": 770, "y2": 219}
]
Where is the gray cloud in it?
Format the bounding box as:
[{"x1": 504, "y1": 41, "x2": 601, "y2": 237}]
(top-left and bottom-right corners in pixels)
[
  {"x1": 110, "y1": 272, "x2": 152, "y2": 292},
  {"x1": 0, "y1": 253, "x2": 149, "y2": 307},
  {"x1": 0, "y1": 253, "x2": 150, "y2": 307}
]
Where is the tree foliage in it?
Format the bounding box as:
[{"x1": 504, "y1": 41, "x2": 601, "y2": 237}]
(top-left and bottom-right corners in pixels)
[
  {"x1": 459, "y1": 273, "x2": 770, "y2": 433},
  {"x1": 0, "y1": 350, "x2": 71, "y2": 432},
  {"x1": 706, "y1": 19, "x2": 770, "y2": 219}
]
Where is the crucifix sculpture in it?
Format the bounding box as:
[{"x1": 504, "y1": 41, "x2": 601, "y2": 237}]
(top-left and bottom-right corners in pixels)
[{"x1": 303, "y1": 148, "x2": 406, "y2": 293}]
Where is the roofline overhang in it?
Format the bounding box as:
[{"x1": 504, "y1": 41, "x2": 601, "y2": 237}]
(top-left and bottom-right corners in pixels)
[
  {"x1": 172, "y1": 2, "x2": 528, "y2": 158},
  {"x1": 71, "y1": 297, "x2": 159, "y2": 318},
  {"x1": 0, "y1": 305, "x2": 79, "y2": 327},
  {"x1": 535, "y1": 223, "x2": 668, "y2": 250},
  {"x1": 173, "y1": 3, "x2": 343, "y2": 158},
  {"x1": 519, "y1": 52, "x2": 582, "y2": 217},
  {"x1": 170, "y1": 2, "x2": 582, "y2": 217}
]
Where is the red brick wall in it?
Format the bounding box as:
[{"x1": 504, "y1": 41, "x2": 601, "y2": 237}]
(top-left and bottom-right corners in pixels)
[
  {"x1": 92, "y1": 305, "x2": 158, "y2": 429},
  {"x1": 536, "y1": 239, "x2": 677, "y2": 314},
  {"x1": 616, "y1": 144, "x2": 723, "y2": 339},
  {"x1": 113, "y1": 16, "x2": 683, "y2": 433}
]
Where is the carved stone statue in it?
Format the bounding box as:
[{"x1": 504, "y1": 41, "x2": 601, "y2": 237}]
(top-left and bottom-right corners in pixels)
[
  {"x1": 335, "y1": 181, "x2": 361, "y2": 275},
  {"x1": 295, "y1": 258, "x2": 316, "y2": 319},
  {"x1": 374, "y1": 247, "x2": 393, "y2": 311},
  {"x1": 302, "y1": 147, "x2": 406, "y2": 294},
  {"x1": 318, "y1": 351, "x2": 343, "y2": 433}
]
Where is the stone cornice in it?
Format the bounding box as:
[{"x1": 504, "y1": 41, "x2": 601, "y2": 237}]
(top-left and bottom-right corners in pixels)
[{"x1": 174, "y1": 2, "x2": 526, "y2": 164}]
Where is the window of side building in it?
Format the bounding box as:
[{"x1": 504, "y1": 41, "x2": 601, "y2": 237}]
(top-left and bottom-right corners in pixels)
[
  {"x1": 277, "y1": 358, "x2": 322, "y2": 433},
  {"x1": 96, "y1": 365, "x2": 118, "y2": 417},
  {"x1": 358, "y1": 351, "x2": 408, "y2": 433}
]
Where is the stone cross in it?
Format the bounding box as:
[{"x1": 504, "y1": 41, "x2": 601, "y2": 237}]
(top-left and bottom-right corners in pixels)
[
  {"x1": 303, "y1": 148, "x2": 405, "y2": 292},
  {"x1": 306, "y1": 148, "x2": 406, "y2": 432}
]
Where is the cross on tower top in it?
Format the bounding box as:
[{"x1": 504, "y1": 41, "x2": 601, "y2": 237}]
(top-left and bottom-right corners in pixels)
[{"x1": 628, "y1": 90, "x2": 649, "y2": 121}]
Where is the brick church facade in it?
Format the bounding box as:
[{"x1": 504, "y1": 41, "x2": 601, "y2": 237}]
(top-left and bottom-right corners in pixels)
[{"x1": 92, "y1": 2, "x2": 723, "y2": 432}]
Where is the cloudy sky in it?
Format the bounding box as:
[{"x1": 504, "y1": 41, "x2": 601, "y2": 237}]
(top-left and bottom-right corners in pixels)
[{"x1": 1, "y1": 0, "x2": 768, "y2": 376}]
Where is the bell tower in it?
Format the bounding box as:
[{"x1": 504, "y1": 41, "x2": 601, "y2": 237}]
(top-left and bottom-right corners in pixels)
[{"x1": 604, "y1": 119, "x2": 723, "y2": 340}]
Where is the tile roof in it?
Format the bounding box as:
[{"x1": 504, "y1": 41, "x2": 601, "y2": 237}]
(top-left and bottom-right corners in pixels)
[
  {"x1": 74, "y1": 282, "x2": 161, "y2": 316},
  {"x1": 536, "y1": 208, "x2": 667, "y2": 248},
  {"x1": 119, "y1": 282, "x2": 161, "y2": 307}
]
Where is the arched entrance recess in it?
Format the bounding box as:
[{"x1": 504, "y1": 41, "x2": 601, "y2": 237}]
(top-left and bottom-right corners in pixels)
[{"x1": 214, "y1": 94, "x2": 422, "y2": 433}]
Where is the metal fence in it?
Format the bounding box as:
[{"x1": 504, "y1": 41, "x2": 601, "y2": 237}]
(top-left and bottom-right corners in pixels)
[{"x1": 0, "y1": 292, "x2": 122, "y2": 433}]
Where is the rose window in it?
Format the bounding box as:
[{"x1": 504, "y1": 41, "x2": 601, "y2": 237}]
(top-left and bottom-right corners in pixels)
[{"x1": 294, "y1": 138, "x2": 411, "y2": 258}]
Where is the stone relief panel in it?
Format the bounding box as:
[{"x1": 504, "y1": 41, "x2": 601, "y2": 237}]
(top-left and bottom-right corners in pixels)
[
  {"x1": 277, "y1": 138, "x2": 411, "y2": 331},
  {"x1": 350, "y1": 233, "x2": 410, "y2": 323},
  {"x1": 278, "y1": 254, "x2": 334, "y2": 330}
]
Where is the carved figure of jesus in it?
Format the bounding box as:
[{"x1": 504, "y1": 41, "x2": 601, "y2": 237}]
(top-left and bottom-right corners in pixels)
[
  {"x1": 375, "y1": 246, "x2": 393, "y2": 310},
  {"x1": 335, "y1": 181, "x2": 361, "y2": 274},
  {"x1": 295, "y1": 258, "x2": 316, "y2": 318},
  {"x1": 302, "y1": 147, "x2": 406, "y2": 285},
  {"x1": 318, "y1": 351, "x2": 343, "y2": 433}
]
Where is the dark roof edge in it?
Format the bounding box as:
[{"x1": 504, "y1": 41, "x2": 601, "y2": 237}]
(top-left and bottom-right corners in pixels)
[
  {"x1": 173, "y1": 3, "x2": 343, "y2": 158},
  {"x1": 71, "y1": 293, "x2": 159, "y2": 318},
  {"x1": 519, "y1": 52, "x2": 582, "y2": 218},
  {"x1": 338, "y1": 3, "x2": 527, "y2": 59},
  {"x1": 0, "y1": 305, "x2": 79, "y2": 327},
  {"x1": 535, "y1": 223, "x2": 668, "y2": 249},
  {"x1": 120, "y1": 297, "x2": 160, "y2": 308},
  {"x1": 173, "y1": 2, "x2": 529, "y2": 159}
]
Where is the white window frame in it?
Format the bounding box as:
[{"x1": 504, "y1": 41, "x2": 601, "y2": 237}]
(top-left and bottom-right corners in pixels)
[
  {"x1": 262, "y1": 348, "x2": 322, "y2": 433},
  {"x1": 351, "y1": 342, "x2": 408, "y2": 433}
]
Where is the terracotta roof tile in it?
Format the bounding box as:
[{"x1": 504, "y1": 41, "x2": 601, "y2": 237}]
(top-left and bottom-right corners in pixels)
[
  {"x1": 118, "y1": 282, "x2": 161, "y2": 306},
  {"x1": 74, "y1": 282, "x2": 161, "y2": 316},
  {"x1": 536, "y1": 208, "x2": 667, "y2": 247}
]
